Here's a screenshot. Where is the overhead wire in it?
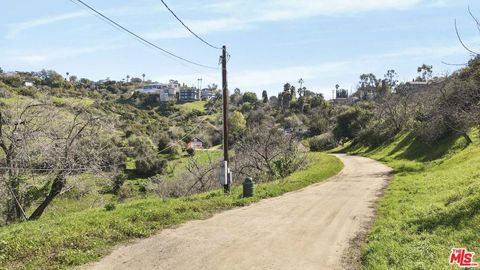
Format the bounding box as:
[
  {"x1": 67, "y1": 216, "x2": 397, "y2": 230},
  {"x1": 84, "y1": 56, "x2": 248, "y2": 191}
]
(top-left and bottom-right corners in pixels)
[
  {"x1": 70, "y1": 0, "x2": 219, "y2": 70},
  {"x1": 159, "y1": 0, "x2": 222, "y2": 50}
]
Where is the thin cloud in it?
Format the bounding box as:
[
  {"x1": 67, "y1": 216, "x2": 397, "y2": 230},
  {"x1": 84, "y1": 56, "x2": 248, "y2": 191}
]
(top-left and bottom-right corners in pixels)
[
  {"x1": 146, "y1": 0, "x2": 432, "y2": 40},
  {"x1": 229, "y1": 62, "x2": 349, "y2": 89},
  {"x1": 3, "y1": 44, "x2": 129, "y2": 64},
  {"x1": 144, "y1": 17, "x2": 250, "y2": 40},
  {"x1": 5, "y1": 4, "x2": 166, "y2": 40},
  {"x1": 5, "y1": 11, "x2": 89, "y2": 39}
]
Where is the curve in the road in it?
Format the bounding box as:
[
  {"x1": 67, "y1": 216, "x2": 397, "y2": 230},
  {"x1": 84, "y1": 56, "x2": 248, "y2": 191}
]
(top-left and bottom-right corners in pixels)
[{"x1": 84, "y1": 154, "x2": 393, "y2": 270}]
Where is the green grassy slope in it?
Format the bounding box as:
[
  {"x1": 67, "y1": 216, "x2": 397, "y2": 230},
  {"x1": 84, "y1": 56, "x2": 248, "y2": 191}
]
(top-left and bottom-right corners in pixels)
[
  {"x1": 175, "y1": 101, "x2": 207, "y2": 113},
  {"x1": 0, "y1": 152, "x2": 342, "y2": 270},
  {"x1": 340, "y1": 131, "x2": 480, "y2": 269},
  {"x1": 163, "y1": 150, "x2": 222, "y2": 180}
]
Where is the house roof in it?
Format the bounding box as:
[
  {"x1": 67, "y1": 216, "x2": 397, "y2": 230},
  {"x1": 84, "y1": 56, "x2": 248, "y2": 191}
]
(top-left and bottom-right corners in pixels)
[{"x1": 190, "y1": 137, "x2": 204, "y2": 143}]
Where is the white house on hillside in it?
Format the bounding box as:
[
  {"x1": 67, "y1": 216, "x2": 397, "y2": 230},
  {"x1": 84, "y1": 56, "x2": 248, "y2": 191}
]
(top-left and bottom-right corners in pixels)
[{"x1": 138, "y1": 81, "x2": 179, "y2": 101}]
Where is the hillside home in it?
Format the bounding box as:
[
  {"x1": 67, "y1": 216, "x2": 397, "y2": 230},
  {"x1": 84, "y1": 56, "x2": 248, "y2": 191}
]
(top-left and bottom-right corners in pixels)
[
  {"x1": 179, "y1": 88, "x2": 200, "y2": 102},
  {"x1": 188, "y1": 137, "x2": 204, "y2": 149},
  {"x1": 201, "y1": 88, "x2": 216, "y2": 100}
]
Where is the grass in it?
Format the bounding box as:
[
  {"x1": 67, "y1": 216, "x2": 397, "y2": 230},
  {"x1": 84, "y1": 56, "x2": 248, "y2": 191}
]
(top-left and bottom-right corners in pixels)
[
  {"x1": 337, "y1": 131, "x2": 480, "y2": 269},
  {"x1": 51, "y1": 96, "x2": 95, "y2": 108},
  {"x1": 163, "y1": 150, "x2": 222, "y2": 180},
  {"x1": 175, "y1": 101, "x2": 207, "y2": 113},
  {"x1": 0, "y1": 152, "x2": 342, "y2": 270}
]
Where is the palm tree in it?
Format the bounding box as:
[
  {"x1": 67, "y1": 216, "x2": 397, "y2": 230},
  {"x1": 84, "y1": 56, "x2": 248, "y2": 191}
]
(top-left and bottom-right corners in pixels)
[
  {"x1": 66, "y1": 72, "x2": 69, "y2": 81},
  {"x1": 297, "y1": 78, "x2": 305, "y2": 97},
  {"x1": 126, "y1": 75, "x2": 130, "y2": 83},
  {"x1": 142, "y1": 73, "x2": 146, "y2": 83},
  {"x1": 298, "y1": 78, "x2": 304, "y2": 89}
]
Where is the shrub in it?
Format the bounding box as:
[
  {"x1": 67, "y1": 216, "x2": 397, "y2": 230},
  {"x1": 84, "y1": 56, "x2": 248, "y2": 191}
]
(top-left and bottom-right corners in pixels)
[
  {"x1": 412, "y1": 115, "x2": 448, "y2": 145},
  {"x1": 333, "y1": 107, "x2": 372, "y2": 141},
  {"x1": 135, "y1": 157, "x2": 166, "y2": 177},
  {"x1": 111, "y1": 173, "x2": 127, "y2": 195},
  {"x1": 0, "y1": 75, "x2": 22, "y2": 87},
  {"x1": 309, "y1": 133, "x2": 337, "y2": 151},
  {"x1": 186, "y1": 148, "x2": 195, "y2": 156},
  {"x1": 104, "y1": 202, "x2": 116, "y2": 211},
  {"x1": 356, "y1": 120, "x2": 397, "y2": 147},
  {"x1": 16, "y1": 87, "x2": 38, "y2": 98},
  {"x1": 0, "y1": 88, "x2": 11, "y2": 98},
  {"x1": 308, "y1": 115, "x2": 330, "y2": 135}
]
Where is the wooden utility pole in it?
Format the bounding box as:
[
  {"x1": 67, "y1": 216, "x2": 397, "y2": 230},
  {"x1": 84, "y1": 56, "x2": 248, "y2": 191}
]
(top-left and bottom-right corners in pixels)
[{"x1": 221, "y1": 45, "x2": 230, "y2": 193}]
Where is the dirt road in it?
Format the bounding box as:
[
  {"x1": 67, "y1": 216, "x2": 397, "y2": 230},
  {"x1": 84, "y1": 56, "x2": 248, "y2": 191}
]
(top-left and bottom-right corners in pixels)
[{"x1": 84, "y1": 154, "x2": 392, "y2": 270}]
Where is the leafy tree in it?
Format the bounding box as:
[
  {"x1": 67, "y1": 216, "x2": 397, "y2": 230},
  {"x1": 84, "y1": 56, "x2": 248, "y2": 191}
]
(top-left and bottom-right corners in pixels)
[
  {"x1": 415, "y1": 64, "x2": 433, "y2": 82},
  {"x1": 131, "y1": 77, "x2": 142, "y2": 84},
  {"x1": 230, "y1": 111, "x2": 246, "y2": 132},
  {"x1": 242, "y1": 92, "x2": 258, "y2": 104},
  {"x1": 310, "y1": 93, "x2": 325, "y2": 108},
  {"x1": 156, "y1": 133, "x2": 174, "y2": 154},
  {"x1": 358, "y1": 73, "x2": 379, "y2": 98},
  {"x1": 37, "y1": 69, "x2": 64, "y2": 88},
  {"x1": 284, "y1": 115, "x2": 302, "y2": 130},
  {"x1": 229, "y1": 110, "x2": 247, "y2": 142},
  {"x1": 308, "y1": 115, "x2": 330, "y2": 135},
  {"x1": 262, "y1": 90, "x2": 268, "y2": 103},
  {"x1": 230, "y1": 88, "x2": 242, "y2": 105},
  {"x1": 384, "y1": 69, "x2": 398, "y2": 88},
  {"x1": 333, "y1": 107, "x2": 372, "y2": 142},
  {"x1": 290, "y1": 85, "x2": 296, "y2": 100}
]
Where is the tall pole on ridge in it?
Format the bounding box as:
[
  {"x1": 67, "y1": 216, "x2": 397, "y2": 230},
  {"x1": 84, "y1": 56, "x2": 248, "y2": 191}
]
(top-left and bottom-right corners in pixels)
[{"x1": 221, "y1": 45, "x2": 230, "y2": 193}]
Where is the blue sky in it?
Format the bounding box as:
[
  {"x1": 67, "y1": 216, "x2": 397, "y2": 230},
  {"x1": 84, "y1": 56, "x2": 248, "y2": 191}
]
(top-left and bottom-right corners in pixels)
[{"x1": 1, "y1": 0, "x2": 480, "y2": 98}]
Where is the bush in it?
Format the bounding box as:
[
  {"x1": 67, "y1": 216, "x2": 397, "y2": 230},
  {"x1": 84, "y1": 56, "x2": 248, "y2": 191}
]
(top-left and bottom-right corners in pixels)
[
  {"x1": 0, "y1": 88, "x2": 11, "y2": 98},
  {"x1": 111, "y1": 173, "x2": 127, "y2": 195},
  {"x1": 333, "y1": 107, "x2": 372, "y2": 141},
  {"x1": 104, "y1": 202, "x2": 116, "y2": 211},
  {"x1": 135, "y1": 157, "x2": 166, "y2": 177},
  {"x1": 16, "y1": 87, "x2": 38, "y2": 98},
  {"x1": 186, "y1": 148, "x2": 195, "y2": 156},
  {"x1": 0, "y1": 75, "x2": 22, "y2": 87},
  {"x1": 356, "y1": 120, "x2": 397, "y2": 147},
  {"x1": 412, "y1": 114, "x2": 448, "y2": 145},
  {"x1": 309, "y1": 133, "x2": 337, "y2": 151},
  {"x1": 308, "y1": 115, "x2": 330, "y2": 135}
]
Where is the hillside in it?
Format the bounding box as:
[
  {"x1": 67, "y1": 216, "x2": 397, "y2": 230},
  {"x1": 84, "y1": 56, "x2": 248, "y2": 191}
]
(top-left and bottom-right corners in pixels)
[{"x1": 338, "y1": 131, "x2": 480, "y2": 269}]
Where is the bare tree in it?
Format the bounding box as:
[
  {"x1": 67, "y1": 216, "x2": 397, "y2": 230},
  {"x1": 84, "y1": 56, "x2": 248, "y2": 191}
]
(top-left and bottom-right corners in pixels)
[
  {"x1": 29, "y1": 109, "x2": 106, "y2": 220},
  {"x1": 183, "y1": 154, "x2": 217, "y2": 195},
  {"x1": 0, "y1": 100, "x2": 118, "y2": 222},
  {"x1": 233, "y1": 124, "x2": 307, "y2": 182},
  {"x1": 437, "y1": 77, "x2": 480, "y2": 144},
  {"x1": 152, "y1": 153, "x2": 218, "y2": 198},
  {"x1": 0, "y1": 101, "x2": 53, "y2": 222}
]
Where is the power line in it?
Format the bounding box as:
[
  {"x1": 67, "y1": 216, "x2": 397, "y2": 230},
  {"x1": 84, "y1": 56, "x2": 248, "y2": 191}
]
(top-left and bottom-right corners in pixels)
[
  {"x1": 71, "y1": 0, "x2": 219, "y2": 70},
  {"x1": 159, "y1": 0, "x2": 222, "y2": 50}
]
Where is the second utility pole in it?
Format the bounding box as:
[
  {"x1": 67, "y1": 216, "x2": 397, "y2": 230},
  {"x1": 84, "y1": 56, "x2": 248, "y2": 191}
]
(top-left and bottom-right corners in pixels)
[{"x1": 221, "y1": 45, "x2": 231, "y2": 193}]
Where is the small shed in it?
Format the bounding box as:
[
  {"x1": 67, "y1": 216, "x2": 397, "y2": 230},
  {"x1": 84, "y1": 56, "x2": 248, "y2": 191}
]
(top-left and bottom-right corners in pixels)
[{"x1": 188, "y1": 137, "x2": 204, "y2": 149}]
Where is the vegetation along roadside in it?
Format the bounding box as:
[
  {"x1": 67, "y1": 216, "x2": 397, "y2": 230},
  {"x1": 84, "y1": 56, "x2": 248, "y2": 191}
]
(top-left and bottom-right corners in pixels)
[{"x1": 0, "y1": 152, "x2": 342, "y2": 270}]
